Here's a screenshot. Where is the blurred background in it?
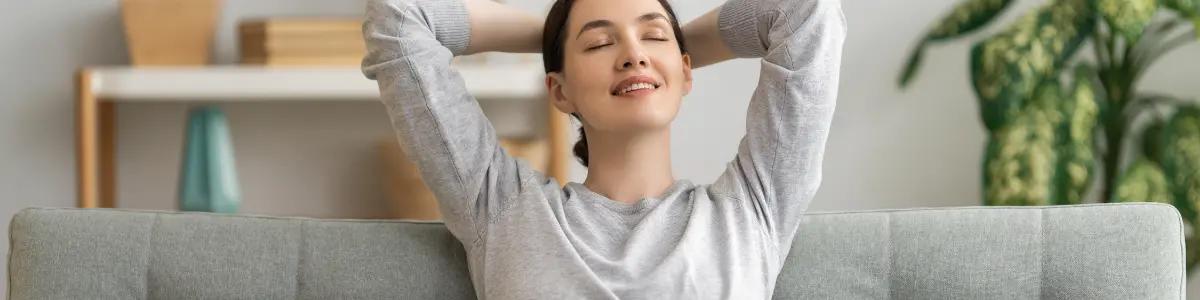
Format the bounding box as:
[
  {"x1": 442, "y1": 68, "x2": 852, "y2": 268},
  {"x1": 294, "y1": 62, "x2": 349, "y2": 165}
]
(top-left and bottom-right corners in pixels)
[{"x1": 1, "y1": 0, "x2": 1198, "y2": 296}]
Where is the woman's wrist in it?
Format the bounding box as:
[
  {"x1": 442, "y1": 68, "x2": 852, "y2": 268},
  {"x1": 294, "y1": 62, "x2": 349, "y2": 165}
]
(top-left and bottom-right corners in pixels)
[
  {"x1": 682, "y1": 5, "x2": 736, "y2": 68},
  {"x1": 464, "y1": 0, "x2": 542, "y2": 54}
]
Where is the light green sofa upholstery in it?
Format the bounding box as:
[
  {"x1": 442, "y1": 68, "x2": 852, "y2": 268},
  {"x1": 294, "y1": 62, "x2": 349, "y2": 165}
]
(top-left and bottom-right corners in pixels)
[{"x1": 7, "y1": 203, "x2": 1185, "y2": 299}]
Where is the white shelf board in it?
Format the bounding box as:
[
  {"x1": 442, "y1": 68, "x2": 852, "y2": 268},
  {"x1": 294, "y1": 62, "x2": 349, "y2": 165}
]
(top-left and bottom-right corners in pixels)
[{"x1": 86, "y1": 64, "x2": 546, "y2": 102}]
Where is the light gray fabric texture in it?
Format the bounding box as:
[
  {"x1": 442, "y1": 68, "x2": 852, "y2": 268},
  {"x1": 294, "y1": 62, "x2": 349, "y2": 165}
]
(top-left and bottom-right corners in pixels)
[
  {"x1": 8, "y1": 208, "x2": 474, "y2": 300},
  {"x1": 7, "y1": 203, "x2": 1185, "y2": 299},
  {"x1": 359, "y1": 0, "x2": 846, "y2": 297}
]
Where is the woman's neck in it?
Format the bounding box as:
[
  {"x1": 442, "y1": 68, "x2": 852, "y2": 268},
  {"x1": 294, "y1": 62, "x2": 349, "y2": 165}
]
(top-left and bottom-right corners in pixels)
[{"x1": 582, "y1": 127, "x2": 676, "y2": 204}]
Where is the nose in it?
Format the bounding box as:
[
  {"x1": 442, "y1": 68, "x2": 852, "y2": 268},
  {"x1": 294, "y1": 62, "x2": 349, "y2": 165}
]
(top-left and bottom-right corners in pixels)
[
  {"x1": 620, "y1": 57, "x2": 647, "y2": 69},
  {"x1": 615, "y1": 44, "x2": 649, "y2": 71}
]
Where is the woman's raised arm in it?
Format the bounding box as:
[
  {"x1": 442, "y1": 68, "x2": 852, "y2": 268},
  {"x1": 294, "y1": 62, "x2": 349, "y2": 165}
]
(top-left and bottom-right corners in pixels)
[
  {"x1": 361, "y1": 0, "x2": 543, "y2": 247},
  {"x1": 681, "y1": 8, "x2": 737, "y2": 69},
  {"x1": 462, "y1": 0, "x2": 542, "y2": 54},
  {"x1": 704, "y1": 0, "x2": 847, "y2": 264}
]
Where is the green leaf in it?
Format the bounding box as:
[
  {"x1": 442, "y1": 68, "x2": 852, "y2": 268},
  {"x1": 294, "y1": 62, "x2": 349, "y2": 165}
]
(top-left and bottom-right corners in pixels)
[
  {"x1": 1065, "y1": 66, "x2": 1100, "y2": 135},
  {"x1": 927, "y1": 0, "x2": 1017, "y2": 41},
  {"x1": 1053, "y1": 66, "x2": 1101, "y2": 204},
  {"x1": 899, "y1": 0, "x2": 1014, "y2": 88},
  {"x1": 970, "y1": 0, "x2": 1095, "y2": 131},
  {"x1": 898, "y1": 46, "x2": 925, "y2": 88},
  {"x1": 970, "y1": 15, "x2": 1039, "y2": 131},
  {"x1": 1113, "y1": 158, "x2": 1174, "y2": 203},
  {"x1": 1162, "y1": 107, "x2": 1200, "y2": 222},
  {"x1": 1142, "y1": 121, "x2": 1167, "y2": 163},
  {"x1": 1098, "y1": 0, "x2": 1159, "y2": 41},
  {"x1": 983, "y1": 82, "x2": 1063, "y2": 206},
  {"x1": 1064, "y1": 65, "x2": 1101, "y2": 142}
]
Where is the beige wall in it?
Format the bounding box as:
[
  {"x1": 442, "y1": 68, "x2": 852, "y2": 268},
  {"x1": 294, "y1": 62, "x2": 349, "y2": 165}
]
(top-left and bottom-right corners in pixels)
[{"x1": 3, "y1": 0, "x2": 1199, "y2": 295}]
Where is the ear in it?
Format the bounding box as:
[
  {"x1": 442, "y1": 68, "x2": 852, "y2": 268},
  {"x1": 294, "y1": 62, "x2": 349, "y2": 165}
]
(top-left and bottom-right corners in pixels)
[
  {"x1": 546, "y1": 72, "x2": 577, "y2": 114},
  {"x1": 681, "y1": 54, "x2": 693, "y2": 96}
]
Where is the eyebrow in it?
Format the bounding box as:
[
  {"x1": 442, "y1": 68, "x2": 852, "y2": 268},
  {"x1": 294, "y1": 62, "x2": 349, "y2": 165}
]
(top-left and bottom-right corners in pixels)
[{"x1": 575, "y1": 12, "x2": 671, "y2": 40}]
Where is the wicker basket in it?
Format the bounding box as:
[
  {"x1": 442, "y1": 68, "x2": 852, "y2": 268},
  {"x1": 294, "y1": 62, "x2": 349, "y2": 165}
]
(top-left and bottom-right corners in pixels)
[{"x1": 121, "y1": 0, "x2": 221, "y2": 65}]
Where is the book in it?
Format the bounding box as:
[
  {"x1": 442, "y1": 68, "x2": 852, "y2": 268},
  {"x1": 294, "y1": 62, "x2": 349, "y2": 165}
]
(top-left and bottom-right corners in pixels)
[
  {"x1": 238, "y1": 18, "x2": 366, "y2": 66},
  {"x1": 239, "y1": 35, "x2": 364, "y2": 57},
  {"x1": 240, "y1": 54, "x2": 362, "y2": 66},
  {"x1": 238, "y1": 18, "x2": 362, "y2": 36}
]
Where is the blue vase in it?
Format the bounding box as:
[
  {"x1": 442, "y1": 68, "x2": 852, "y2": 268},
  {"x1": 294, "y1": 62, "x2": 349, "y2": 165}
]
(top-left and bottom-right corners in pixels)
[{"x1": 179, "y1": 106, "x2": 241, "y2": 213}]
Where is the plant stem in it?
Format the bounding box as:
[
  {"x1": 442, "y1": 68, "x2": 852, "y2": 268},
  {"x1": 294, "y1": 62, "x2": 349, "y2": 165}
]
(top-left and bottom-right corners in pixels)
[
  {"x1": 1100, "y1": 108, "x2": 1125, "y2": 203},
  {"x1": 1095, "y1": 22, "x2": 1112, "y2": 68},
  {"x1": 1097, "y1": 55, "x2": 1134, "y2": 202}
]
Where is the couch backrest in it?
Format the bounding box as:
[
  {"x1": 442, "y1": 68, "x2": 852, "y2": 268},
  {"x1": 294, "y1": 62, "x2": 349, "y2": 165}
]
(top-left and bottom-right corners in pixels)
[
  {"x1": 8, "y1": 208, "x2": 474, "y2": 299},
  {"x1": 8, "y1": 203, "x2": 1184, "y2": 299},
  {"x1": 774, "y1": 203, "x2": 1184, "y2": 299}
]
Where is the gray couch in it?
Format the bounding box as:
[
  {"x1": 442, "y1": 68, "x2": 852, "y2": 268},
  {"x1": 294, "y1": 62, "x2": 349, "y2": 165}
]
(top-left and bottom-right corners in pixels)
[{"x1": 7, "y1": 203, "x2": 1185, "y2": 299}]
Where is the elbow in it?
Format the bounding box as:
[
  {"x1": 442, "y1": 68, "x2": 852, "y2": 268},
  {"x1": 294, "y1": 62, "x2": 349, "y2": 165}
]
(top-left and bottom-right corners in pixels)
[
  {"x1": 764, "y1": 0, "x2": 847, "y2": 66},
  {"x1": 361, "y1": 0, "x2": 420, "y2": 80},
  {"x1": 363, "y1": 0, "x2": 410, "y2": 39},
  {"x1": 771, "y1": 0, "x2": 847, "y2": 42}
]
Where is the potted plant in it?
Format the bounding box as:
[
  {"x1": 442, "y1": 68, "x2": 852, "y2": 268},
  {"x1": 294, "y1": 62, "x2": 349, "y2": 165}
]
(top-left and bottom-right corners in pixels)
[{"x1": 899, "y1": 0, "x2": 1199, "y2": 270}]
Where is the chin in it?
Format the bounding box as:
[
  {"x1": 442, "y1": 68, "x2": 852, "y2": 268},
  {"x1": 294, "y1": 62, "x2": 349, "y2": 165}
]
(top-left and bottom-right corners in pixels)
[
  {"x1": 617, "y1": 106, "x2": 679, "y2": 131},
  {"x1": 586, "y1": 93, "x2": 681, "y2": 132}
]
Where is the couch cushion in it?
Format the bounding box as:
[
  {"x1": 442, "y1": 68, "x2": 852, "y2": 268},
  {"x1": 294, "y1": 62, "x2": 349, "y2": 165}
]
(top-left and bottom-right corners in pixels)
[
  {"x1": 7, "y1": 203, "x2": 1185, "y2": 299},
  {"x1": 773, "y1": 203, "x2": 1185, "y2": 299},
  {"x1": 8, "y1": 208, "x2": 474, "y2": 299}
]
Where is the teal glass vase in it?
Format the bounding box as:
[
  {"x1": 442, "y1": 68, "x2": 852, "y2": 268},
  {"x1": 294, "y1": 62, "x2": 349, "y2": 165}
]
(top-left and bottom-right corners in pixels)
[{"x1": 178, "y1": 106, "x2": 241, "y2": 213}]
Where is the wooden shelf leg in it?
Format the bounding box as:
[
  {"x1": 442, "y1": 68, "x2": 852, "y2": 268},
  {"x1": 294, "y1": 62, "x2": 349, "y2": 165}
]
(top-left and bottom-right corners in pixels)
[
  {"x1": 77, "y1": 69, "x2": 98, "y2": 208},
  {"x1": 77, "y1": 69, "x2": 118, "y2": 208},
  {"x1": 99, "y1": 101, "x2": 117, "y2": 208}
]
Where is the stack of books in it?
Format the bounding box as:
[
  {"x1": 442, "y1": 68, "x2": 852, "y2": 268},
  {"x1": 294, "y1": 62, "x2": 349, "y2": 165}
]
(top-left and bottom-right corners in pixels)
[{"x1": 238, "y1": 18, "x2": 364, "y2": 66}]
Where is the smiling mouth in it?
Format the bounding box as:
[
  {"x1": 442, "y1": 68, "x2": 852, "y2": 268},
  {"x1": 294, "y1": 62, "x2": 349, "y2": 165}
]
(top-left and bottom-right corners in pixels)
[{"x1": 613, "y1": 82, "x2": 660, "y2": 96}]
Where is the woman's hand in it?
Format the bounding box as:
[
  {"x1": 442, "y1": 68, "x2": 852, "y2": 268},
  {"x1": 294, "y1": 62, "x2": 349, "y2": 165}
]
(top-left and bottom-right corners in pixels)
[
  {"x1": 464, "y1": 0, "x2": 543, "y2": 54},
  {"x1": 462, "y1": 0, "x2": 736, "y2": 64},
  {"x1": 682, "y1": 7, "x2": 737, "y2": 68}
]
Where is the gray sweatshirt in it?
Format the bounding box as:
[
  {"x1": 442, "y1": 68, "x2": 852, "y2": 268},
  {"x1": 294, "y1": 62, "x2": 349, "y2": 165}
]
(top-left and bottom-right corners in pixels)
[{"x1": 362, "y1": 0, "x2": 846, "y2": 298}]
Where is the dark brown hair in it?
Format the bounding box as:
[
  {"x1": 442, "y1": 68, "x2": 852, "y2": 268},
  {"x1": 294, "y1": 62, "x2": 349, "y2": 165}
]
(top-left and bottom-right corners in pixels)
[{"x1": 542, "y1": 0, "x2": 689, "y2": 167}]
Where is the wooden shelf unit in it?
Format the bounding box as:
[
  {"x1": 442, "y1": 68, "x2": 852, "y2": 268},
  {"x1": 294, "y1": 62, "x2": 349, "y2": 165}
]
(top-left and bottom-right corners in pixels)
[{"x1": 75, "y1": 65, "x2": 568, "y2": 208}]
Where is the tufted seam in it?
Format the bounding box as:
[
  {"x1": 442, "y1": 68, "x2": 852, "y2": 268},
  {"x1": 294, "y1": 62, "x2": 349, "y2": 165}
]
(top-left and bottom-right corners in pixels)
[
  {"x1": 885, "y1": 213, "x2": 894, "y2": 299},
  {"x1": 1039, "y1": 209, "x2": 1046, "y2": 299},
  {"x1": 293, "y1": 220, "x2": 306, "y2": 299},
  {"x1": 142, "y1": 214, "x2": 160, "y2": 299}
]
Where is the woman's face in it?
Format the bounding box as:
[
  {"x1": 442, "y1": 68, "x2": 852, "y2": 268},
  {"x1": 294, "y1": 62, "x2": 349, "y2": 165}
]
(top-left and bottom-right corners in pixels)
[{"x1": 547, "y1": 0, "x2": 692, "y2": 134}]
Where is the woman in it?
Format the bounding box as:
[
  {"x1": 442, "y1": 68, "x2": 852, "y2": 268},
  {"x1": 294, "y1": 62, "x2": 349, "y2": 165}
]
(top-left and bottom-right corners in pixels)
[{"x1": 362, "y1": 0, "x2": 845, "y2": 297}]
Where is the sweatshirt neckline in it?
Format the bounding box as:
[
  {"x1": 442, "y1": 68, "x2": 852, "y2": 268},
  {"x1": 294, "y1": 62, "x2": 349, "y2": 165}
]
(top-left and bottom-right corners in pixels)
[{"x1": 569, "y1": 180, "x2": 693, "y2": 212}]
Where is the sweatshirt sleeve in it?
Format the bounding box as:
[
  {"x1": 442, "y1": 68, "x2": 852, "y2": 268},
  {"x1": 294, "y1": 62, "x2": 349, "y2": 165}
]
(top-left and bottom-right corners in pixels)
[
  {"x1": 710, "y1": 0, "x2": 847, "y2": 261},
  {"x1": 361, "y1": 0, "x2": 534, "y2": 247}
]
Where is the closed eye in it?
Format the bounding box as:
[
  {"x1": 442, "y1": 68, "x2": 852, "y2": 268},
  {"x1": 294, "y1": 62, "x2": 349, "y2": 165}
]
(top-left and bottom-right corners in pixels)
[
  {"x1": 585, "y1": 43, "x2": 613, "y2": 51},
  {"x1": 642, "y1": 30, "x2": 670, "y2": 42}
]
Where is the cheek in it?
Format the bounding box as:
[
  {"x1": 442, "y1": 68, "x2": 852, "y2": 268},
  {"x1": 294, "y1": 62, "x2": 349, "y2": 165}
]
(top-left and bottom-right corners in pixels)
[
  {"x1": 560, "y1": 73, "x2": 610, "y2": 119},
  {"x1": 654, "y1": 59, "x2": 687, "y2": 91},
  {"x1": 565, "y1": 61, "x2": 613, "y2": 98},
  {"x1": 648, "y1": 49, "x2": 684, "y2": 77}
]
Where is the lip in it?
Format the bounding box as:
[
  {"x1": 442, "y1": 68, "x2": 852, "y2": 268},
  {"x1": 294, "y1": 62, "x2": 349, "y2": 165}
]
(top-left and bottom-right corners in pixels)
[{"x1": 610, "y1": 75, "x2": 662, "y2": 97}]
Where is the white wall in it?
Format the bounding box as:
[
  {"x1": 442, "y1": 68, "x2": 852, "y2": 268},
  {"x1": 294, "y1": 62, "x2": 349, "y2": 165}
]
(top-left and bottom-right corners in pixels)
[{"x1": 2, "y1": 0, "x2": 1199, "y2": 296}]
